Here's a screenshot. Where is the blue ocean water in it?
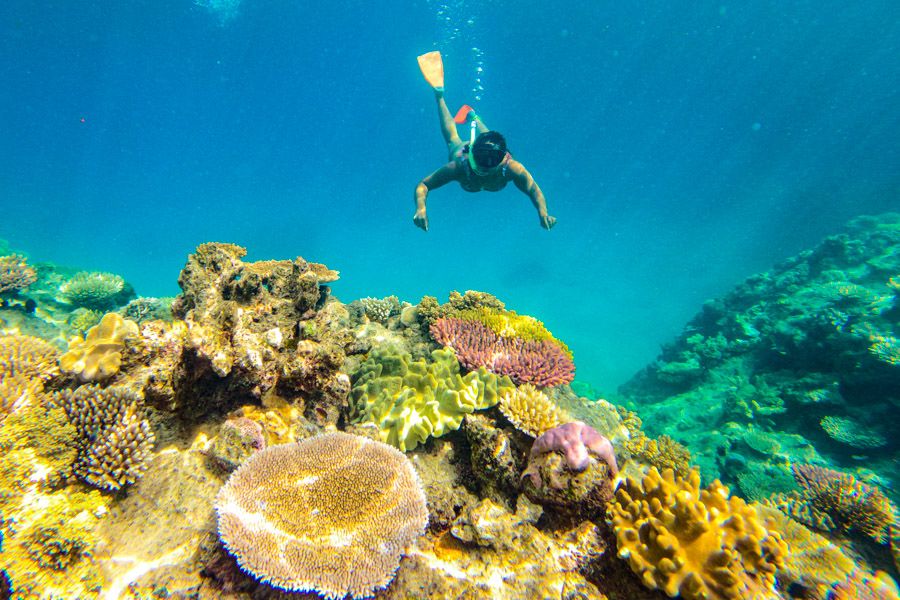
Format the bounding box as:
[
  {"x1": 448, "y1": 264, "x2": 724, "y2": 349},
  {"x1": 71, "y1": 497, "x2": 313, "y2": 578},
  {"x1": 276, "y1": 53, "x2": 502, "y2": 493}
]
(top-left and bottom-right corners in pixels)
[{"x1": 1, "y1": 1, "x2": 898, "y2": 391}]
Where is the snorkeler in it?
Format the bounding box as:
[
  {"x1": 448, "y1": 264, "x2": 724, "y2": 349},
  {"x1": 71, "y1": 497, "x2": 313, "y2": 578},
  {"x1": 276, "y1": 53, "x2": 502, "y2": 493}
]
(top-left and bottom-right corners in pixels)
[{"x1": 413, "y1": 51, "x2": 557, "y2": 232}]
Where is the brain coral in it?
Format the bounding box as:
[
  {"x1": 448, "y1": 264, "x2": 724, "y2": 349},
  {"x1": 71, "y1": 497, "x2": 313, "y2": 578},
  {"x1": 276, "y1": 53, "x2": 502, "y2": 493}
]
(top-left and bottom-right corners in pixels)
[
  {"x1": 59, "y1": 271, "x2": 131, "y2": 310},
  {"x1": 608, "y1": 467, "x2": 787, "y2": 600},
  {"x1": 51, "y1": 384, "x2": 155, "y2": 491},
  {"x1": 59, "y1": 313, "x2": 139, "y2": 382},
  {"x1": 498, "y1": 383, "x2": 567, "y2": 437},
  {"x1": 215, "y1": 432, "x2": 428, "y2": 598},
  {"x1": 350, "y1": 347, "x2": 514, "y2": 451},
  {"x1": 0, "y1": 254, "x2": 37, "y2": 296}
]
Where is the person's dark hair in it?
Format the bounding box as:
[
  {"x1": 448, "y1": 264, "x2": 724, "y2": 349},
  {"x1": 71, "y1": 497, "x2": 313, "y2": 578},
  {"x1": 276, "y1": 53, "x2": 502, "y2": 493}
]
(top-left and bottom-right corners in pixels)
[{"x1": 471, "y1": 131, "x2": 507, "y2": 169}]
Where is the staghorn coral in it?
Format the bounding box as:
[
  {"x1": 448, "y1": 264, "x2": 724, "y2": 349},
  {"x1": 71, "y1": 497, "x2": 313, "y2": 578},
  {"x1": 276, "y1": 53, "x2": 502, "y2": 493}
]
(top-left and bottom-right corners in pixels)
[
  {"x1": 215, "y1": 432, "x2": 428, "y2": 598},
  {"x1": 778, "y1": 463, "x2": 897, "y2": 544},
  {"x1": 358, "y1": 295, "x2": 400, "y2": 323},
  {"x1": 58, "y1": 271, "x2": 131, "y2": 310},
  {"x1": 820, "y1": 415, "x2": 887, "y2": 449},
  {"x1": 58, "y1": 312, "x2": 139, "y2": 382},
  {"x1": 350, "y1": 347, "x2": 514, "y2": 451},
  {"x1": 431, "y1": 317, "x2": 575, "y2": 387},
  {"x1": 0, "y1": 254, "x2": 37, "y2": 296},
  {"x1": 51, "y1": 384, "x2": 155, "y2": 491},
  {"x1": 608, "y1": 467, "x2": 787, "y2": 600},
  {"x1": 498, "y1": 383, "x2": 568, "y2": 437}
]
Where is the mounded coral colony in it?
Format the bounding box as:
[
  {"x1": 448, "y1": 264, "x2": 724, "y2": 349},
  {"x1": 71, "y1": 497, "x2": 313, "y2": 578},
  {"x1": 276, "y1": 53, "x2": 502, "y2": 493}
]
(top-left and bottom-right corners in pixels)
[{"x1": 0, "y1": 216, "x2": 898, "y2": 599}]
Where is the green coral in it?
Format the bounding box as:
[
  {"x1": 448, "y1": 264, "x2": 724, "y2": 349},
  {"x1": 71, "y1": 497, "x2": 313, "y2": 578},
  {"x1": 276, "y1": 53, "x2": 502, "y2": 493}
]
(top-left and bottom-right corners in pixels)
[{"x1": 350, "y1": 347, "x2": 514, "y2": 451}]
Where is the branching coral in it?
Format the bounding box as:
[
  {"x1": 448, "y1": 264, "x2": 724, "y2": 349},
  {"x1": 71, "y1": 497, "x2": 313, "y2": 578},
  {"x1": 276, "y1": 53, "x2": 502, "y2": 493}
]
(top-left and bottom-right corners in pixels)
[
  {"x1": 59, "y1": 313, "x2": 139, "y2": 382},
  {"x1": 820, "y1": 415, "x2": 887, "y2": 448},
  {"x1": 357, "y1": 296, "x2": 400, "y2": 323},
  {"x1": 0, "y1": 254, "x2": 37, "y2": 296},
  {"x1": 0, "y1": 334, "x2": 60, "y2": 419},
  {"x1": 350, "y1": 347, "x2": 514, "y2": 451},
  {"x1": 498, "y1": 383, "x2": 567, "y2": 437},
  {"x1": 430, "y1": 317, "x2": 575, "y2": 387},
  {"x1": 608, "y1": 467, "x2": 786, "y2": 600},
  {"x1": 215, "y1": 432, "x2": 428, "y2": 598},
  {"x1": 58, "y1": 271, "x2": 131, "y2": 310},
  {"x1": 771, "y1": 463, "x2": 897, "y2": 545},
  {"x1": 51, "y1": 384, "x2": 155, "y2": 491}
]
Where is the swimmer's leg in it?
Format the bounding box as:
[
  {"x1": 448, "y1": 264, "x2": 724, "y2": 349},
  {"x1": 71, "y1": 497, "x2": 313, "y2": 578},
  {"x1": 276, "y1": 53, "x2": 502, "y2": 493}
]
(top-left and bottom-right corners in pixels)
[{"x1": 436, "y1": 91, "x2": 463, "y2": 151}]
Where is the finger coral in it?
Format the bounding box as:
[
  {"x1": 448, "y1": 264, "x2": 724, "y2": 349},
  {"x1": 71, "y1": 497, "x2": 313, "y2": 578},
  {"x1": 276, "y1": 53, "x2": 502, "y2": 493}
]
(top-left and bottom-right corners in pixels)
[
  {"x1": 58, "y1": 271, "x2": 131, "y2": 310},
  {"x1": 498, "y1": 383, "x2": 567, "y2": 437},
  {"x1": 0, "y1": 254, "x2": 37, "y2": 296},
  {"x1": 608, "y1": 467, "x2": 787, "y2": 600},
  {"x1": 431, "y1": 317, "x2": 575, "y2": 387},
  {"x1": 351, "y1": 347, "x2": 514, "y2": 451},
  {"x1": 59, "y1": 312, "x2": 139, "y2": 382},
  {"x1": 772, "y1": 463, "x2": 897, "y2": 544},
  {"x1": 215, "y1": 432, "x2": 428, "y2": 598},
  {"x1": 51, "y1": 384, "x2": 155, "y2": 491}
]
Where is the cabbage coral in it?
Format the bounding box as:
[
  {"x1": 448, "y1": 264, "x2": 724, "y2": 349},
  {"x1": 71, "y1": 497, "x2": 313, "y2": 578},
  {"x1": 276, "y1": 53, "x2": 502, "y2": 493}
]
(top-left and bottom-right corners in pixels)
[{"x1": 215, "y1": 432, "x2": 427, "y2": 598}]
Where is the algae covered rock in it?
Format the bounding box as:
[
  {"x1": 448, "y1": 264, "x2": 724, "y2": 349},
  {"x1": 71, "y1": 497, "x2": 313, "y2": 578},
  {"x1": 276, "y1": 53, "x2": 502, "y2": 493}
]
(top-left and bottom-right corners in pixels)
[{"x1": 350, "y1": 346, "x2": 515, "y2": 451}]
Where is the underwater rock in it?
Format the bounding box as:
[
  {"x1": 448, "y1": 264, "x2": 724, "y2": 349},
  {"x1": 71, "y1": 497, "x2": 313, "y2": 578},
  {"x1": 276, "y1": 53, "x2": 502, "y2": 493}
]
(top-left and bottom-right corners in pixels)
[
  {"x1": 463, "y1": 413, "x2": 523, "y2": 508},
  {"x1": 204, "y1": 416, "x2": 266, "y2": 473},
  {"x1": 405, "y1": 439, "x2": 480, "y2": 533},
  {"x1": 523, "y1": 421, "x2": 619, "y2": 486}
]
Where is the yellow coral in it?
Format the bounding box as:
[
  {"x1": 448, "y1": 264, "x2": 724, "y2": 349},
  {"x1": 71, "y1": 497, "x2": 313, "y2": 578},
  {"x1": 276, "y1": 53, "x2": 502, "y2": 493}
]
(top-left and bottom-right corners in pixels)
[
  {"x1": 608, "y1": 467, "x2": 786, "y2": 600},
  {"x1": 0, "y1": 334, "x2": 60, "y2": 383},
  {"x1": 623, "y1": 433, "x2": 692, "y2": 478},
  {"x1": 756, "y1": 504, "x2": 855, "y2": 597},
  {"x1": 498, "y1": 383, "x2": 568, "y2": 437},
  {"x1": 215, "y1": 432, "x2": 427, "y2": 598},
  {"x1": 59, "y1": 313, "x2": 139, "y2": 381}
]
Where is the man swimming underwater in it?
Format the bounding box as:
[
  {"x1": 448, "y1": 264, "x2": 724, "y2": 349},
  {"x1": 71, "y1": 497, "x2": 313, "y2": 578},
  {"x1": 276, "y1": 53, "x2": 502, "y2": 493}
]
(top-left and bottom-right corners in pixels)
[{"x1": 413, "y1": 51, "x2": 557, "y2": 232}]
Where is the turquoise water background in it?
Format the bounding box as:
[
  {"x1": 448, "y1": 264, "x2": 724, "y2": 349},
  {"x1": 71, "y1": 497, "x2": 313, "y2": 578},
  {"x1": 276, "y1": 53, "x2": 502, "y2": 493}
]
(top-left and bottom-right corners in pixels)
[{"x1": 2, "y1": 1, "x2": 898, "y2": 390}]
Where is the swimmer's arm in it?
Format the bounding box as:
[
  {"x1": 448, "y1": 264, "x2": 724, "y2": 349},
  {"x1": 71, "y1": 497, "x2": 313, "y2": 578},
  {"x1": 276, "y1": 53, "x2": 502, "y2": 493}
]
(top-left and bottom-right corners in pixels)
[
  {"x1": 507, "y1": 160, "x2": 556, "y2": 230},
  {"x1": 414, "y1": 163, "x2": 458, "y2": 232}
]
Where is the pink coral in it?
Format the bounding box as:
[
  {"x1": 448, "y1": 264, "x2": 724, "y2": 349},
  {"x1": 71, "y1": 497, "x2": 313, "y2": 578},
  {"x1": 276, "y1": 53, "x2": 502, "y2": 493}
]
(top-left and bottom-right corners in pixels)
[
  {"x1": 525, "y1": 421, "x2": 618, "y2": 487},
  {"x1": 430, "y1": 317, "x2": 574, "y2": 387}
]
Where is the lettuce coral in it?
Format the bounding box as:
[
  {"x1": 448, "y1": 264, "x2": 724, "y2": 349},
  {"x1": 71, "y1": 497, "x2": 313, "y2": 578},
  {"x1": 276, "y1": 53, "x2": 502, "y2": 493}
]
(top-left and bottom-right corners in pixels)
[
  {"x1": 215, "y1": 432, "x2": 427, "y2": 598},
  {"x1": 59, "y1": 312, "x2": 139, "y2": 382},
  {"x1": 350, "y1": 347, "x2": 514, "y2": 451},
  {"x1": 608, "y1": 467, "x2": 786, "y2": 600}
]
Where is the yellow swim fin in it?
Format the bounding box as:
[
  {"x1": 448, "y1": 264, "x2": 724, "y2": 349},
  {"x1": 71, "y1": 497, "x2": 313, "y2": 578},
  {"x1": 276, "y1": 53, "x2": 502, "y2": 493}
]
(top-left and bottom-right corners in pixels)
[{"x1": 417, "y1": 51, "x2": 444, "y2": 90}]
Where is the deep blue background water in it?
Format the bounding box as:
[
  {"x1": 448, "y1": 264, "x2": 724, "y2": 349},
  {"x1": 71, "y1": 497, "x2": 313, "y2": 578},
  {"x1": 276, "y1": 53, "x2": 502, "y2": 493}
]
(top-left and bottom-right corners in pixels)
[{"x1": 2, "y1": 1, "x2": 898, "y2": 390}]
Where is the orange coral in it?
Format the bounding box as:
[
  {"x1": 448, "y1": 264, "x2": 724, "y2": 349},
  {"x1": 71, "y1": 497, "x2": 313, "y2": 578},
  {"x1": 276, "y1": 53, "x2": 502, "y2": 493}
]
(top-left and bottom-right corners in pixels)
[{"x1": 608, "y1": 467, "x2": 786, "y2": 600}]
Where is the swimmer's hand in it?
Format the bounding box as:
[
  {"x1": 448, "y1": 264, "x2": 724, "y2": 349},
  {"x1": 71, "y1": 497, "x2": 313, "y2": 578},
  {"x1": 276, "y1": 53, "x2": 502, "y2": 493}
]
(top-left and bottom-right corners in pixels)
[
  {"x1": 414, "y1": 208, "x2": 429, "y2": 232},
  {"x1": 540, "y1": 214, "x2": 557, "y2": 230}
]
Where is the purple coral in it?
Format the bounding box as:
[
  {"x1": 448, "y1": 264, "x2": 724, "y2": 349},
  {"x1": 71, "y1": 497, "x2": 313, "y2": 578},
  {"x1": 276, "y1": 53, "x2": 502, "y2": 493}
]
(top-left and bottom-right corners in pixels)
[
  {"x1": 526, "y1": 421, "x2": 618, "y2": 486},
  {"x1": 430, "y1": 317, "x2": 574, "y2": 387}
]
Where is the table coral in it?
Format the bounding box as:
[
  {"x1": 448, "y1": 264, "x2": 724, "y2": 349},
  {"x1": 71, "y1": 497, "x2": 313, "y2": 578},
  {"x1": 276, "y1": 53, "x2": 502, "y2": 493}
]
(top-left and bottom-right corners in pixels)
[
  {"x1": 431, "y1": 317, "x2": 575, "y2": 387},
  {"x1": 498, "y1": 383, "x2": 568, "y2": 437},
  {"x1": 608, "y1": 467, "x2": 787, "y2": 600},
  {"x1": 58, "y1": 270, "x2": 132, "y2": 310},
  {"x1": 215, "y1": 432, "x2": 428, "y2": 598},
  {"x1": 350, "y1": 347, "x2": 514, "y2": 451},
  {"x1": 51, "y1": 384, "x2": 155, "y2": 491},
  {"x1": 59, "y1": 312, "x2": 139, "y2": 382},
  {"x1": 0, "y1": 254, "x2": 37, "y2": 296}
]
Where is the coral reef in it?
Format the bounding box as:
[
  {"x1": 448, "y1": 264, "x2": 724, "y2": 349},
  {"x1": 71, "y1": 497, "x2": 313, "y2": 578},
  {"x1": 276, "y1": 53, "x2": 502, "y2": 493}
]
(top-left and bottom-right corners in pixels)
[
  {"x1": 0, "y1": 254, "x2": 37, "y2": 297},
  {"x1": 58, "y1": 271, "x2": 133, "y2": 310},
  {"x1": 215, "y1": 432, "x2": 428, "y2": 598},
  {"x1": 830, "y1": 569, "x2": 900, "y2": 600},
  {"x1": 431, "y1": 316, "x2": 575, "y2": 387},
  {"x1": 771, "y1": 463, "x2": 896, "y2": 545},
  {"x1": 121, "y1": 296, "x2": 175, "y2": 323},
  {"x1": 498, "y1": 382, "x2": 568, "y2": 437},
  {"x1": 205, "y1": 416, "x2": 266, "y2": 472},
  {"x1": 0, "y1": 333, "x2": 60, "y2": 420},
  {"x1": 523, "y1": 421, "x2": 618, "y2": 487},
  {"x1": 608, "y1": 467, "x2": 787, "y2": 600},
  {"x1": 350, "y1": 346, "x2": 514, "y2": 451},
  {"x1": 51, "y1": 384, "x2": 155, "y2": 491},
  {"x1": 356, "y1": 295, "x2": 400, "y2": 323},
  {"x1": 620, "y1": 213, "x2": 900, "y2": 503},
  {"x1": 58, "y1": 312, "x2": 139, "y2": 382}
]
